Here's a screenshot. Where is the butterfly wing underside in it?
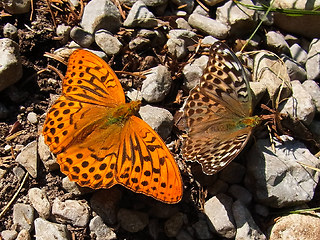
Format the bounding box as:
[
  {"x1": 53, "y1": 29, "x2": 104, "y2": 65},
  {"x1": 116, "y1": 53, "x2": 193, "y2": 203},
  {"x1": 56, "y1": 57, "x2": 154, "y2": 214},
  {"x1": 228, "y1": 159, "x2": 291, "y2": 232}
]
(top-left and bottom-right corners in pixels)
[{"x1": 183, "y1": 42, "x2": 254, "y2": 175}]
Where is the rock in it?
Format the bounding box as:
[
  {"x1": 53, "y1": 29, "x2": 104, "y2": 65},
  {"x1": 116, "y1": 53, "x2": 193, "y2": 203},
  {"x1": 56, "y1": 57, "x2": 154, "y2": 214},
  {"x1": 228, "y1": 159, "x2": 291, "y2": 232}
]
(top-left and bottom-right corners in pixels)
[
  {"x1": 279, "y1": 80, "x2": 315, "y2": 125},
  {"x1": 216, "y1": 0, "x2": 257, "y2": 37},
  {"x1": 266, "y1": 31, "x2": 290, "y2": 55},
  {"x1": 164, "y1": 212, "x2": 184, "y2": 237},
  {"x1": 232, "y1": 200, "x2": 266, "y2": 240},
  {"x1": 139, "y1": 105, "x2": 173, "y2": 140},
  {"x1": 119, "y1": 0, "x2": 168, "y2": 7},
  {"x1": 95, "y1": 30, "x2": 122, "y2": 55},
  {"x1": 0, "y1": 230, "x2": 17, "y2": 240},
  {"x1": 149, "y1": 202, "x2": 179, "y2": 218},
  {"x1": 123, "y1": 1, "x2": 157, "y2": 28},
  {"x1": 176, "y1": 17, "x2": 192, "y2": 30},
  {"x1": 128, "y1": 37, "x2": 151, "y2": 51},
  {"x1": 38, "y1": 134, "x2": 59, "y2": 171},
  {"x1": 182, "y1": 55, "x2": 209, "y2": 91},
  {"x1": 250, "y1": 81, "x2": 267, "y2": 107},
  {"x1": 188, "y1": 13, "x2": 230, "y2": 39},
  {"x1": 52, "y1": 199, "x2": 90, "y2": 227},
  {"x1": 28, "y1": 188, "x2": 51, "y2": 219},
  {"x1": 13, "y1": 166, "x2": 25, "y2": 181},
  {"x1": 56, "y1": 24, "x2": 71, "y2": 44},
  {"x1": 141, "y1": 65, "x2": 172, "y2": 103},
  {"x1": 148, "y1": 219, "x2": 161, "y2": 239},
  {"x1": 207, "y1": 179, "x2": 228, "y2": 196},
  {"x1": 13, "y1": 203, "x2": 34, "y2": 231},
  {"x1": 15, "y1": 140, "x2": 38, "y2": 178},
  {"x1": 90, "y1": 189, "x2": 122, "y2": 225},
  {"x1": 253, "y1": 51, "x2": 292, "y2": 105},
  {"x1": 34, "y1": 218, "x2": 70, "y2": 240},
  {"x1": 70, "y1": 26, "x2": 94, "y2": 48},
  {"x1": 202, "y1": 0, "x2": 225, "y2": 6},
  {"x1": 176, "y1": 229, "x2": 194, "y2": 240},
  {"x1": 192, "y1": 215, "x2": 213, "y2": 239},
  {"x1": 62, "y1": 177, "x2": 91, "y2": 195},
  {"x1": 306, "y1": 38, "x2": 320, "y2": 80},
  {"x1": 168, "y1": 29, "x2": 197, "y2": 46},
  {"x1": 254, "y1": 204, "x2": 269, "y2": 217},
  {"x1": 302, "y1": 80, "x2": 320, "y2": 112},
  {"x1": 245, "y1": 136, "x2": 320, "y2": 208},
  {"x1": 228, "y1": 184, "x2": 252, "y2": 205},
  {"x1": 0, "y1": 38, "x2": 23, "y2": 91},
  {"x1": 290, "y1": 43, "x2": 307, "y2": 66},
  {"x1": 27, "y1": 112, "x2": 38, "y2": 124},
  {"x1": 16, "y1": 229, "x2": 31, "y2": 240},
  {"x1": 117, "y1": 208, "x2": 149, "y2": 233},
  {"x1": 80, "y1": 0, "x2": 121, "y2": 34},
  {"x1": 89, "y1": 216, "x2": 117, "y2": 240},
  {"x1": 167, "y1": 38, "x2": 187, "y2": 60},
  {"x1": 3, "y1": 23, "x2": 18, "y2": 39},
  {"x1": 2, "y1": 0, "x2": 31, "y2": 14},
  {"x1": 269, "y1": 213, "x2": 320, "y2": 240},
  {"x1": 281, "y1": 54, "x2": 307, "y2": 81},
  {"x1": 204, "y1": 193, "x2": 236, "y2": 238},
  {"x1": 219, "y1": 162, "x2": 246, "y2": 184}
]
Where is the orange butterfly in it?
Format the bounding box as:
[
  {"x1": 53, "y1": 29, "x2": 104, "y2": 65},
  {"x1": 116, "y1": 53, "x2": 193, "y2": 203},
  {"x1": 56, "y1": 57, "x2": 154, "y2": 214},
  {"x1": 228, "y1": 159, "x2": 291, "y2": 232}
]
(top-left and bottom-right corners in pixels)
[{"x1": 42, "y1": 49, "x2": 183, "y2": 203}]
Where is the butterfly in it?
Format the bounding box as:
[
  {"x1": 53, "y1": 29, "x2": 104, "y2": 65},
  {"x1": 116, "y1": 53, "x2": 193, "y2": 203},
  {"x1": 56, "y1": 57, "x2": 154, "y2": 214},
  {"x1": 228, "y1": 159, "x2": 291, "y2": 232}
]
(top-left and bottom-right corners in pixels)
[
  {"x1": 182, "y1": 41, "x2": 261, "y2": 175},
  {"x1": 42, "y1": 49, "x2": 183, "y2": 203}
]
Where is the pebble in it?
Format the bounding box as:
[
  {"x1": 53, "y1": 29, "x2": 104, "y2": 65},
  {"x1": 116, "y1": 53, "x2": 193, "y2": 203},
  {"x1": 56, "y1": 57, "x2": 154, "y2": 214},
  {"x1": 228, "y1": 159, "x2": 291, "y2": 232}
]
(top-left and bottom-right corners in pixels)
[
  {"x1": 204, "y1": 194, "x2": 236, "y2": 238},
  {"x1": 245, "y1": 136, "x2": 320, "y2": 208},
  {"x1": 306, "y1": 38, "x2": 320, "y2": 80},
  {"x1": 2, "y1": 0, "x2": 31, "y2": 14},
  {"x1": 80, "y1": 0, "x2": 121, "y2": 34},
  {"x1": 149, "y1": 202, "x2": 179, "y2": 219},
  {"x1": 232, "y1": 200, "x2": 266, "y2": 240},
  {"x1": 129, "y1": 37, "x2": 151, "y2": 51},
  {"x1": 62, "y1": 177, "x2": 91, "y2": 195},
  {"x1": 89, "y1": 216, "x2": 117, "y2": 240},
  {"x1": 176, "y1": 18, "x2": 192, "y2": 30},
  {"x1": 52, "y1": 198, "x2": 90, "y2": 227},
  {"x1": 117, "y1": 208, "x2": 149, "y2": 233},
  {"x1": 28, "y1": 187, "x2": 51, "y2": 219},
  {"x1": 279, "y1": 80, "x2": 315, "y2": 125},
  {"x1": 192, "y1": 217, "x2": 213, "y2": 239},
  {"x1": 13, "y1": 166, "x2": 25, "y2": 181},
  {"x1": 70, "y1": 26, "x2": 94, "y2": 48},
  {"x1": 176, "y1": 229, "x2": 194, "y2": 240},
  {"x1": 188, "y1": 13, "x2": 230, "y2": 39},
  {"x1": 219, "y1": 162, "x2": 246, "y2": 184},
  {"x1": 139, "y1": 105, "x2": 173, "y2": 140},
  {"x1": 167, "y1": 38, "x2": 187, "y2": 59},
  {"x1": 0, "y1": 38, "x2": 23, "y2": 91},
  {"x1": 95, "y1": 30, "x2": 122, "y2": 55},
  {"x1": 56, "y1": 24, "x2": 71, "y2": 44},
  {"x1": 290, "y1": 43, "x2": 307, "y2": 65},
  {"x1": 269, "y1": 213, "x2": 320, "y2": 240},
  {"x1": 0, "y1": 230, "x2": 17, "y2": 240},
  {"x1": 123, "y1": 1, "x2": 157, "y2": 28},
  {"x1": 207, "y1": 179, "x2": 228, "y2": 195},
  {"x1": 164, "y1": 212, "x2": 184, "y2": 237},
  {"x1": 141, "y1": 65, "x2": 172, "y2": 103},
  {"x1": 228, "y1": 184, "x2": 252, "y2": 205},
  {"x1": 16, "y1": 229, "x2": 31, "y2": 240},
  {"x1": 37, "y1": 134, "x2": 59, "y2": 171},
  {"x1": 281, "y1": 54, "x2": 307, "y2": 81},
  {"x1": 27, "y1": 112, "x2": 37, "y2": 124},
  {"x1": 34, "y1": 218, "x2": 69, "y2": 240},
  {"x1": 3, "y1": 23, "x2": 18, "y2": 39},
  {"x1": 266, "y1": 31, "x2": 290, "y2": 55},
  {"x1": 302, "y1": 80, "x2": 320, "y2": 112},
  {"x1": 15, "y1": 140, "x2": 38, "y2": 178},
  {"x1": 13, "y1": 203, "x2": 34, "y2": 231}
]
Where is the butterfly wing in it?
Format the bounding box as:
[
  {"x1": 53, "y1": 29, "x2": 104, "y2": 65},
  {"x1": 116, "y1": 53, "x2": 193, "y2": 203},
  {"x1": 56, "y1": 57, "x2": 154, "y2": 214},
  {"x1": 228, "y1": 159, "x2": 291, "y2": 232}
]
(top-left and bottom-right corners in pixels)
[{"x1": 182, "y1": 42, "x2": 254, "y2": 175}]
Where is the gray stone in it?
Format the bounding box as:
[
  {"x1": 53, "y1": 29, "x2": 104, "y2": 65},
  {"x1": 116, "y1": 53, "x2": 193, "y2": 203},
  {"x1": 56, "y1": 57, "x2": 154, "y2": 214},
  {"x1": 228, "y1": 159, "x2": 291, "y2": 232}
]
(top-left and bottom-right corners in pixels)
[
  {"x1": 302, "y1": 80, "x2": 320, "y2": 112},
  {"x1": 182, "y1": 55, "x2": 209, "y2": 91},
  {"x1": 119, "y1": 0, "x2": 168, "y2": 7},
  {"x1": 281, "y1": 54, "x2": 307, "y2": 81},
  {"x1": 128, "y1": 37, "x2": 151, "y2": 50},
  {"x1": 228, "y1": 184, "x2": 252, "y2": 205},
  {"x1": 70, "y1": 26, "x2": 94, "y2": 48},
  {"x1": 13, "y1": 203, "x2": 34, "y2": 231},
  {"x1": 139, "y1": 105, "x2": 173, "y2": 140},
  {"x1": 0, "y1": 230, "x2": 17, "y2": 240},
  {"x1": 34, "y1": 218, "x2": 70, "y2": 240},
  {"x1": 27, "y1": 112, "x2": 38, "y2": 124},
  {"x1": 188, "y1": 13, "x2": 229, "y2": 39},
  {"x1": 266, "y1": 31, "x2": 290, "y2": 55},
  {"x1": 80, "y1": 0, "x2": 121, "y2": 34},
  {"x1": 306, "y1": 38, "x2": 320, "y2": 80},
  {"x1": 0, "y1": 38, "x2": 22, "y2": 91},
  {"x1": 2, "y1": 0, "x2": 31, "y2": 14},
  {"x1": 16, "y1": 229, "x2": 31, "y2": 240},
  {"x1": 250, "y1": 81, "x2": 267, "y2": 107},
  {"x1": 52, "y1": 199, "x2": 90, "y2": 227},
  {"x1": 192, "y1": 218, "x2": 213, "y2": 239},
  {"x1": 254, "y1": 204, "x2": 269, "y2": 217},
  {"x1": 219, "y1": 162, "x2": 246, "y2": 184},
  {"x1": 28, "y1": 188, "x2": 51, "y2": 219},
  {"x1": 245, "y1": 136, "x2": 320, "y2": 208},
  {"x1": 232, "y1": 200, "x2": 266, "y2": 240},
  {"x1": 176, "y1": 229, "x2": 194, "y2": 240},
  {"x1": 95, "y1": 30, "x2": 122, "y2": 55},
  {"x1": 15, "y1": 140, "x2": 38, "y2": 178},
  {"x1": 90, "y1": 189, "x2": 122, "y2": 225},
  {"x1": 123, "y1": 1, "x2": 157, "y2": 28},
  {"x1": 204, "y1": 193, "x2": 236, "y2": 238},
  {"x1": 38, "y1": 134, "x2": 59, "y2": 171},
  {"x1": 216, "y1": 0, "x2": 257, "y2": 37},
  {"x1": 176, "y1": 18, "x2": 192, "y2": 30},
  {"x1": 290, "y1": 43, "x2": 307, "y2": 65},
  {"x1": 89, "y1": 216, "x2": 117, "y2": 240},
  {"x1": 56, "y1": 24, "x2": 71, "y2": 44},
  {"x1": 207, "y1": 179, "x2": 228, "y2": 195},
  {"x1": 3, "y1": 23, "x2": 18, "y2": 39},
  {"x1": 279, "y1": 80, "x2": 315, "y2": 125},
  {"x1": 149, "y1": 202, "x2": 179, "y2": 218},
  {"x1": 141, "y1": 65, "x2": 172, "y2": 103},
  {"x1": 164, "y1": 212, "x2": 184, "y2": 237},
  {"x1": 62, "y1": 177, "x2": 91, "y2": 195},
  {"x1": 117, "y1": 208, "x2": 149, "y2": 233},
  {"x1": 13, "y1": 166, "x2": 25, "y2": 181},
  {"x1": 202, "y1": 0, "x2": 225, "y2": 6},
  {"x1": 168, "y1": 29, "x2": 197, "y2": 47},
  {"x1": 167, "y1": 38, "x2": 187, "y2": 59}
]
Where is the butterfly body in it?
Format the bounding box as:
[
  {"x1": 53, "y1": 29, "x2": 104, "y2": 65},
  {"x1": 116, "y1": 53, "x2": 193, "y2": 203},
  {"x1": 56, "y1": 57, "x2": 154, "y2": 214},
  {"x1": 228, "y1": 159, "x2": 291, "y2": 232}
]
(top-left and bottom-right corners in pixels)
[
  {"x1": 182, "y1": 42, "x2": 261, "y2": 175},
  {"x1": 43, "y1": 49, "x2": 182, "y2": 203}
]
